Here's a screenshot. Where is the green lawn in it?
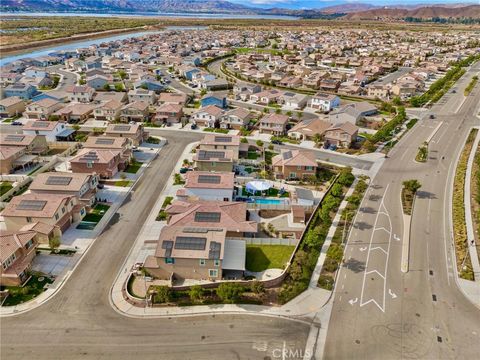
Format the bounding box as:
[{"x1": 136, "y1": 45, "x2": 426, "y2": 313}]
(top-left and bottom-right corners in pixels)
[
  {"x1": 125, "y1": 160, "x2": 142, "y2": 174},
  {"x1": 0, "y1": 182, "x2": 13, "y2": 196},
  {"x1": 114, "y1": 180, "x2": 131, "y2": 187},
  {"x1": 1, "y1": 274, "x2": 53, "y2": 306},
  {"x1": 82, "y1": 204, "x2": 110, "y2": 223},
  {"x1": 245, "y1": 245, "x2": 295, "y2": 272}
]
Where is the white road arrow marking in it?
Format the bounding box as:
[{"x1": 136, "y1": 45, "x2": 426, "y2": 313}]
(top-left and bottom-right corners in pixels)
[
  {"x1": 394, "y1": 234, "x2": 401, "y2": 241},
  {"x1": 349, "y1": 298, "x2": 358, "y2": 306},
  {"x1": 388, "y1": 289, "x2": 397, "y2": 299},
  {"x1": 360, "y1": 247, "x2": 367, "y2": 252}
]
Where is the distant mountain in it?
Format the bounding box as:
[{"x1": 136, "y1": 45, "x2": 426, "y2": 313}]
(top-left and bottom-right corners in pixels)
[
  {"x1": 320, "y1": 3, "x2": 377, "y2": 14},
  {"x1": 344, "y1": 4, "x2": 480, "y2": 20}
]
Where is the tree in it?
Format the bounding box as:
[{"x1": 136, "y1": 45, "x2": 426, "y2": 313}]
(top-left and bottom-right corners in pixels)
[
  {"x1": 188, "y1": 285, "x2": 204, "y2": 302},
  {"x1": 313, "y1": 133, "x2": 323, "y2": 146},
  {"x1": 49, "y1": 236, "x2": 61, "y2": 252},
  {"x1": 403, "y1": 179, "x2": 421, "y2": 194},
  {"x1": 117, "y1": 70, "x2": 127, "y2": 80},
  {"x1": 153, "y1": 286, "x2": 171, "y2": 303},
  {"x1": 114, "y1": 83, "x2": 124, "y2": 92},
  {"x1": 256, "y1": 140, "x2": 264, "y2": 148},
  {"x1": 216, "y1": 283, "x2": 244, "y2": 303},
  {"x1": 103, "y1": 83, "x2": 110, "y2": 91}
]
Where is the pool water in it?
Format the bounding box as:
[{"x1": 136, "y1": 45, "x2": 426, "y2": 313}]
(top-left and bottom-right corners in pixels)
[
  {"x1": 254, "y1": 198, "x2": 284, "y2": 205},
  {"x1": 76, "y1": 221, "x2": 97, "y2": 230}
]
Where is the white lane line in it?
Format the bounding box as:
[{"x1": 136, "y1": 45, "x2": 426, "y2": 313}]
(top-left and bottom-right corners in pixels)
[
  {"x1": 382, "y1": 198, "x2": 393, "y2": 312},
  {"x1": 370, "y1": 246, "x2": 388, "y2": 255},
  {"x1": 366, "y1": 269, "x2": 386, "y2": 280},
  {"x1": 374, "y1": 227, "x2": 391, "y2": 234},
  {"x1": 360, "y1": 184, "x2": 390, "y2": 311}
]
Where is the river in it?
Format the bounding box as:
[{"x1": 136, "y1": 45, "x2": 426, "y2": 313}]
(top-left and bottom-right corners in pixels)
[{"x1": 0, "y1": 26, "x2": 208, "y2": 66}]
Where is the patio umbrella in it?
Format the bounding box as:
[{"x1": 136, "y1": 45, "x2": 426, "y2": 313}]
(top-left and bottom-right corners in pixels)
[{"x1": 246, "y1": 180, "x2": 271, "y2": 193}]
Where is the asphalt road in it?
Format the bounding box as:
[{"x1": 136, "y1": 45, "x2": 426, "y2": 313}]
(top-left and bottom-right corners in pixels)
[
  {"x1": 323, "y1": 62, "x2": 480, "y2": 359},
  {"x1": 0, "y1": 130, "x2": 310, "y2": 360}
]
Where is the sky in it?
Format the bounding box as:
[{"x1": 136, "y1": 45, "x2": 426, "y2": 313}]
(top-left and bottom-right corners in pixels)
[{"x1": 228, "y1": 0, "x2": 475, "y2": 10}]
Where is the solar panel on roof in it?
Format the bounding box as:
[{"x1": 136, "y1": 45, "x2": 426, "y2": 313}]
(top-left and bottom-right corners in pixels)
[
  {"x1": 45, "y1": 176, "x2": 72, "y2": 186},
  {"x1": 17, "y1": 200, "x2": 47, "y2": 211},
  {"x1": 208, "y1": 241, "x2": 222, "y2": 260},
  {"x1": 95, "y1": 138, "x2": 115, "y2": 145},
  {"x1": 80, "y1": 151, "x2": 99, "y2": 161},
  {"x1": 183, "y1": 227, "x2": 224, "y2": 233},
  {"x1": 174, "y1": 236, "x2": 207, "y2": 250},
  {"x1": 214, "y1": 136, "x2": 232, "y2": 143},
  {"x1": 32, "y1": 121, "x2": 51, "y2": 128},
  {"x1": 162, "y1": 240, "x2": 174, "y2": 257},
  {"x1": 4, "y1": 135, "x2": 25, "y2": 142},
  {"x1": 282, "y1": 151, "x2": 293, "y2": 160},
  {"x1": 194, "y1": 212, "x2": 221, "y2": 223},
  {"x1": 197, "y1": 175, "x2": 221, "y2": 184},
  {"x1": 112, "y1": 125, "x2": 131, "y2": 132},
  {"x1": 198, "y1": 150, "x2": 225, "y2": 160}
]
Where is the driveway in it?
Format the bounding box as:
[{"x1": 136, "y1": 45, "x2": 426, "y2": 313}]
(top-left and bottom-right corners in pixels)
[{"x1": 32, "y1": 253, "x2": 76, "y2": 277}]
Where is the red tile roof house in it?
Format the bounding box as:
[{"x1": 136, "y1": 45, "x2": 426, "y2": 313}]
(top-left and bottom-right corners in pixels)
[
  {"x1": 154, "y1": 103, "x2": 184, "y2": 125},
  {"x1": 53, "y1": 103, "x2": 98, "y2": 124},
  {"x1": 259, "y1": 113, "x2": 289, "y2": 136},
  {"x1": 1, "y1": 193, "x2": 85, "y2": 237},
  {"x1": 66, "y1": 85, "x2": 96, "y2": 103},
  {"x1": 272, "y1": 149, "x2": 318, "y2": 180},
  {"x1": 220, "y1": 108, "x2": 253, "y2": 130},
  {"x1": 288, "y1": 118, "x2": 332, "y2": 141},
  {"x1": 29, "y1": 172, "x2": 99, "y2": 208},
  {"x1": 93, "y1": 99, "x2": 123, "y2": 122},
  {"x1": 0, "y1": 230, "x2": 38, "y2": 286},
  {"x1": 158, "y1": 92, "x2": 187, "y2": 105},
  {"x1": 0, "y1": 133, "x2": 48, "y2": 155},
  {"x1": 191, "y1": 105, "x2": 224, "y2": 128},
  {"x1": 177, "y1": 171, "x2": 235, "y2": 202},
  {"x1": 70, "y1": 148, "x2": 124, "y2": 179},
  {"x1": 143, "y1": 225, "x2": 247, "y2": 281},
  {"x1": 324, "y1": 122, "x2": 359, "y2": 148}
]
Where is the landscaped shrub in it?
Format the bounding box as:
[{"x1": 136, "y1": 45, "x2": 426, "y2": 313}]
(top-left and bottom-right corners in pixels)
[
  {"x1": 317, "y1": 274, "x2": 334, "y2": 290},
  {"x1": 153, "y1": 286, "x2": 172, "y2": 304},
  {"x1": 216, "y1": 283, "x2": 245, "y2": 303}
]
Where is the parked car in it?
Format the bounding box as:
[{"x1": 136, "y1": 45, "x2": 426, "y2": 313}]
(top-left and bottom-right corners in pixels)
[
  {"x1": 11, "y1": 121, "x2": 23, "y2": 126},
  {"x1": 97, "y1": 183, "x2": 105, "y2": 189},
  {"x1": 429, "y1": 114, "x2": 435, "y2": 119},
  {"x1": 191, "y1": 123, "x2": 198, "y2": 130},
  {"x1": 271, "y1": 140, "x2": 283, "y2": 145}
]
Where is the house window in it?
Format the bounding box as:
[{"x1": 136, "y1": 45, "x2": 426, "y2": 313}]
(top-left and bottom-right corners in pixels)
[
  {"x1": 306, "y1": 166, "x2": 314, "y2": 171},
  {"x1": 290, "y1": 172, "x2": 297, "y2": 178},
  {"x1": 214, "y1": 260, "x2": 220, "y2": 267},
  {"x1": 297, "y1": 166, "x2": 302, "y2": 170},
  {"x1": 26, "y1": 217, "x2": 32, "y2": 223},
  {"x1": 62, "y1": 207, "x2": 65, "y2": 214},
  {"x1": 87, "y1": 161, "x2": 93, "y2": 168},
  {"x1": 55, "y1": 213, "x2": 59, "y2": 220},
  {"x1": 25, "y1": 239, "x2": 34, "y2": 250},
  {"x1": 209, "y1": 269, "x2": 218, "y2": 278},
  {"x1": 199, "y1": 259, "x2": 206, "y2": 266},
  {"x1": 165, "y1": 257, "x2": 175, "y2": 264},
  {"x1": 2, "y1": 253, "x2": 16, "y2": 270}
]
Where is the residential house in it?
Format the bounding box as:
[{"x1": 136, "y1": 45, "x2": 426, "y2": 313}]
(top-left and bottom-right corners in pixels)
[
  {"x1": 158, "y1": 92, "x2": 187, "y2": 106},
  {"x1": 367, "y1": 84, "x2": 389, "y2": 99},
  {"x1": 1, "y1": 193, "x2": 85, "y2": 235},
  {"x1": 288, "y1": 118, "x2": 332, "y2": 141},
  {"x1": 154, "y1": 103, "x2": 183, "y2": 125},
  {"x1": 24, "y1": 98, "x2": 63, "y2": 120},
  {"x1": 191, "y1": 105, "x2": 224, "y2": 128},
  {"x1": 309, "y1": 93, "x2": 340, "y2": 112},
  {"x1": 70, "y1": 149, "x2": 125, "y2": 178},
  {"x1": 0, "y1": 133, "x2": 48, "y2": 155},
  {"x1": 53, "y1": 103, "x2": 97, "y2": 123},
  {"x1": 29, "y1": 172, "x2": 99, "y2": 207},
  {"x1": 220, "y1": 108, "x2": 253, "y2": 130},
  {"x1": 22, "y1": 120, "x2": 68, "y2": 142},
  {"x1": 119, "y1": 101, "x2": 149, "y2": 123},
  {"x1": 0, "y1": 146, "x2": 26, "y2": 174},
  {"x1": 165, "y1": 200, "x2": 257, "y2": 237},
  {"x1": 178, "y1": 171, "x2": 235, "y2": 202},
  {"x1": 127, "y1": 88, "x2": 156, "y2": 105},
  {"x1": 199, "y1": 134, "x2": 240, "y2": 160},
  {"x1": 201, "y1": 78, "x2": 229, "y2": 91},
  {"x1": 93, "y1": 100, "x2": 122, "y2": 121},
  {"x1": 324, "y1": 122, "x2": 359, "y2": 148},
  {"x1": 0, "y1": 96, "x2": 25, "y2": 118},
  {"x1": 143, "y1": 226, "x2": 246, "y2": 281},
  {"x1": 105, "y1": 123, "x2": 146, "y2": 146},
  {"x1": 281, "y1": 92, "x2": 309, "y2": 109},
  {"x1": 194, "y1": 149, "x2": 235, "y2": 172},
  {"x1": 272, "y1": 149, "x2": 318, "y2": 180},
  {"x1": 259, "y1": 113, "x2": 289, "y2": 136},
  {"x1": 4, "y1": 83, "x2": 37, "y2": 100},
  {"x1": 0, "y1": 230, "x2": 38, "y2": 286},
  {"x1": 67, "y1": 85, "x2": 96, "y2": 103}
]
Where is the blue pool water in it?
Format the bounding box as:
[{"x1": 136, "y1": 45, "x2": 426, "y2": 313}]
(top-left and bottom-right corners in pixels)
[{"x1": 254, "y1": 198, "x2": 283, "y2": 205}]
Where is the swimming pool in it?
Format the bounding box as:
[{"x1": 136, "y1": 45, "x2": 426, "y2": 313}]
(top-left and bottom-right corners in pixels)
[{"x1": 254, "y1": 198, "x2": 284, "y2": 205}]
